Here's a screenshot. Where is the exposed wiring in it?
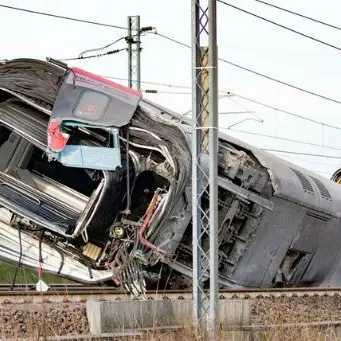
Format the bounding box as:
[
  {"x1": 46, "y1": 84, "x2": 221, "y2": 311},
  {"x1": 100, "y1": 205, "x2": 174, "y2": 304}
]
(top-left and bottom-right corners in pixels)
[
  {"x1": 123, "y1": 128, "x2": 131, "y2": 215},
  {"x1": 0, "y1": 3, "x2": 129, "y2": 30},
  {"x1": 137, "y1": 189, "x2": 165, "y2": 254},
  {"x1": 11, "y1": 225, "x2": 22, "y2": 291},
  {"x1": 218, "y1": 0, "x2": 341, "y2": 52},
  {"x1": 252, "y1": 0, "x2": 341, "y2": 32},
  {"x1": 38, "y1": 230, "x2": 45, "y2": 280}
]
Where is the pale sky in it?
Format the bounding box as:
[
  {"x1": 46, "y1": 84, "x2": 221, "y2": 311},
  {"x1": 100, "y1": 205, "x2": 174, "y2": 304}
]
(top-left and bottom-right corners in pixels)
[{"x1": 1, "y1": 0, "x2": 341, "y2": 177}]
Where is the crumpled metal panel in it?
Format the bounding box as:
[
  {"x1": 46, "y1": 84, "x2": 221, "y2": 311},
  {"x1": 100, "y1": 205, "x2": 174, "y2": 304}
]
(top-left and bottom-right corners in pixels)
[{"x1": 146, "y1": 99, "x2": 341, "y2": 219}]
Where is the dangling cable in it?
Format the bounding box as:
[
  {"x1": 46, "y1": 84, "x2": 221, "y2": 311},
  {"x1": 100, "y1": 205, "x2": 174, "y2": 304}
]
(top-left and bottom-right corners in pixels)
[
  {"x1": 87, "y1": 262, "x2": 93, "y2": 279},
  {"x1": 57, "y1": 249, "x2": 65, "y2": 275},
  {"x1": 11, "y1": 225, "x2": 22, "y2": 291},
  {"x1": 38, "y1": 230, "x2": 45, "y2": 280},
  {"x1": 122, "y1": 126, "x2": 131, "y2": 215}
]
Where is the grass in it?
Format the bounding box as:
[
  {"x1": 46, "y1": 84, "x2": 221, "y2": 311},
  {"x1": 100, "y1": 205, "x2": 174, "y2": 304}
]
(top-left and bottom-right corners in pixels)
[{"x1": 0, "y1": 261, "x2": 74, "y2": 284}]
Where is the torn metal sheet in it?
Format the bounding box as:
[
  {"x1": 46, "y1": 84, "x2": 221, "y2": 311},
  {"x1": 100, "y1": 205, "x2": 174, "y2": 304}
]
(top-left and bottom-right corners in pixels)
[{"x1": 56, "y1": 145, "x2": 121, "y2": 170}]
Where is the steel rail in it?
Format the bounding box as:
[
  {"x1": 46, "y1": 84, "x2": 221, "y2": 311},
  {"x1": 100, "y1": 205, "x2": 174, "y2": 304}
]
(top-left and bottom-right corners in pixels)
[
  {"x1": 1, "y1": 286, "x2": 341, "y2": 304},
  {"x1": 2, "y1": 285, "x2": 341, "y2": 294}
]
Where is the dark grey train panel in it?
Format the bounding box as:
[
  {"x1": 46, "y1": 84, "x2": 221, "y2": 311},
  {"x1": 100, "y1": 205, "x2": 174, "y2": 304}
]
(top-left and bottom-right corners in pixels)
[
  {"x1": 227, "y1": 196, "x2": 341, "y2": 288},
  {"x1": 228, "y1": 197, "x2": 305, "y2": 287},
  {"x1": 251, "y1": 150, "x2": 341, "y2": 218},
  {"x1": 141, "y1": 98, "x2": 341, "y2": 289}
]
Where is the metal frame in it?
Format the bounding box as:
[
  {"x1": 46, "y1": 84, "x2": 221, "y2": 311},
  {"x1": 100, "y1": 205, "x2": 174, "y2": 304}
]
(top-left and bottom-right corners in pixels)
[
  {"x1": 191, "y1": 0, "x2": 219, "y2": 335},
  {"x1": 127, "y1": 15, "x2": 141, "y2": 91}
]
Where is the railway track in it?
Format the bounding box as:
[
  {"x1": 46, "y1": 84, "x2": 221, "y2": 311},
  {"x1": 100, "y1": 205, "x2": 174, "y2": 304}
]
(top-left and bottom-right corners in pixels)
[
  {"x1": 2, "y1": 285, "x2": 341, "y2": 340},
  {"x1": 1, "y1": 285, "x2": 341, "y2": 304}
]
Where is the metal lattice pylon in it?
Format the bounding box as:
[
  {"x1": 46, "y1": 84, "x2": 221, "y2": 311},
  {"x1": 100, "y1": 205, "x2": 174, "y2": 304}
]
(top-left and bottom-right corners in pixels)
[
  {"x1": 127, "y1": 15, "x2": 141, "y2": 91},
  {"x1": 191, "y1": 0, "x2": 219, "y2": 337}
]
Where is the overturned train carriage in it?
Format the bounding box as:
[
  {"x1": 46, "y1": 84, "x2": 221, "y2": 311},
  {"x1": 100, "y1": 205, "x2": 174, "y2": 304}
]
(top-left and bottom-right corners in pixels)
[{"x1": 0, "y1": 58, "x2": 341, "y2": 292}]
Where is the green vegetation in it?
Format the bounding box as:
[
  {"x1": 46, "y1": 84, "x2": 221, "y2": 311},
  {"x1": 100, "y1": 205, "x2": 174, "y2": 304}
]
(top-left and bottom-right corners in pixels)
[{"x1": 0, "y1": 261, "x2": 74, "y2": 284}]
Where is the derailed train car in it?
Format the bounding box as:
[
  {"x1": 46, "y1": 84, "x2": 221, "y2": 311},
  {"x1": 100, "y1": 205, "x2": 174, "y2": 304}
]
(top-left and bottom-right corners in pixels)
[{"x1": 0, "y1": 58, "x2": 341, "y2": 294}]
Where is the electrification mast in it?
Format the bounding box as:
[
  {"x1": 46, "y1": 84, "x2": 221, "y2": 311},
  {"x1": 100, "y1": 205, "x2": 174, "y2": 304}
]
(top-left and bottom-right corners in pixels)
[
  {"x1": 127, "y1": 15, "x2": 141, "y2": 91},
  {"x1": 191, "y1": 0, "x2": 219, "y2": 337}
]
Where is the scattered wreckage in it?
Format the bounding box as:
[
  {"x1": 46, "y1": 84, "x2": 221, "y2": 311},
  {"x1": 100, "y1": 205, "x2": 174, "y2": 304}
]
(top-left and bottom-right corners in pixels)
[{"x1": 0, "y1": 58, "x2": 341, "y2": 295}]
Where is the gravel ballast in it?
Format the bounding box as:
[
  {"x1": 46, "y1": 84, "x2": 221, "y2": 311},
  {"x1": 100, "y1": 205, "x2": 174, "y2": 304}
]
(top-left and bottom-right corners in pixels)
[{"x1": 2, "y1": 296, "x2": 341, "y2": 338}]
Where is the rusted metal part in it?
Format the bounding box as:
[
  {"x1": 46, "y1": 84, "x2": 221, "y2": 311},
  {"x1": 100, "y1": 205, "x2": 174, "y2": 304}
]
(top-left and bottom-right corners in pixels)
[{"x1": 137, "y1": 188, "x2": 165, "y2": 253}]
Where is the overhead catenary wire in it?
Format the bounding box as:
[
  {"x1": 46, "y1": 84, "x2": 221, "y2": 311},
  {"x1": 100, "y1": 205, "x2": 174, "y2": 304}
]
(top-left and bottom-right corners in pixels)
[
  {"x1": 2, "y1": 3, "x2": 341, "y2": 105},
  {"x1": 140, "y1": 82, "x2": 341, "y2": 155},
  {"x1": 100, "y1": 78, "x2": 341, "y2": 163},
  {"x1": 100, "y1": 76, "x2": 191, "y2": 94},
  {"x1": 79, "y1": 27, "x2": 153, "y2": 58},
  {"x1": 2, "y1": 3, "x2": 341, "y2": 106},
  {"x1": 150, "y1": 31, "x2": 341, "y2": 106},
  {"x1": 0, "y1": 3, "x2": 129, "y2": 30},
  {"x1": 59, "y1": 48, "x2": 125, "y2": 61},
  {"x1": 151, "y1": 31, "x2": 191, "y2": 49},
  {"x1": 282, "y1": 154, "x2": 341, "y2": 168},
  {"x1": 231, "y1": 93, "x2": 341, "y2": 132},
  {"x1": 228, "y1": 95, "x2": 264, "y2": 123},
  {"x1": 217, "y1": 0, "x2": 341, "y2": 52},
  {"x1": 252, "y1": 0, "x2": 341, "y2": 32},
  {"x1": 263, "y1": 149, "x2": 341, "y2": 159},
  {"x1": 221, "y1": 92, "x2": 341, "y2": 152},
  {"x1": 79, "y1": 36, "x2": 127, "y2": 58},
  {"x1": 219, "y1": 57, "x2": 341, "y2": 105},
  {"x1": 102, "y1": 75, "x2": 192, "y2": 89},
  {"x1": 1, "y1": 6, "x2": 338, "y2": 169},
  {"x1": 143, "y1": 89, "x2": 191, "y2": 95},
  {"x1": 101, "y1": 75, "x2": 341, "y2": 132},
  {"x1": 225, "y1": 128, "x2": 341, "y2": 152}
]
